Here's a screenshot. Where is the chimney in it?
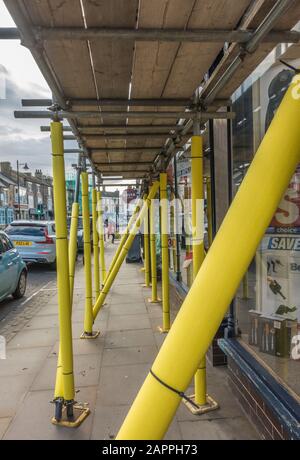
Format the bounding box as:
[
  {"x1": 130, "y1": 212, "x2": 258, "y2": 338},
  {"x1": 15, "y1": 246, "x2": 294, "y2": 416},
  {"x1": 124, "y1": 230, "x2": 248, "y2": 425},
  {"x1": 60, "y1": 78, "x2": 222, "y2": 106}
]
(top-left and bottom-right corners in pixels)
[{"x1": 35, "y1": 169, "x2": 43, "y2": 179}]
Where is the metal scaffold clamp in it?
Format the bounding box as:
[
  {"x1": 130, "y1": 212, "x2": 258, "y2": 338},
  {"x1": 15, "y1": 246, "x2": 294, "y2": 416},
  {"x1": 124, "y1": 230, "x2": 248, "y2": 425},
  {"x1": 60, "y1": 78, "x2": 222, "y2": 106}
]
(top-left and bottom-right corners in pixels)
[{"x1": 51, "y1": 397, "x2": 90, "y2": 428}]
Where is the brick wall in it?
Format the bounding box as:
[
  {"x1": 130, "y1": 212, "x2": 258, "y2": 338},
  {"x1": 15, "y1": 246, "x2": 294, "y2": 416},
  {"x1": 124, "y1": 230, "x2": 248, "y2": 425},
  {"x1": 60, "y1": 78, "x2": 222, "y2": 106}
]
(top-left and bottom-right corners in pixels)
[{"x1": 227, "y1": 357, "x2": 291, "y2": 440}]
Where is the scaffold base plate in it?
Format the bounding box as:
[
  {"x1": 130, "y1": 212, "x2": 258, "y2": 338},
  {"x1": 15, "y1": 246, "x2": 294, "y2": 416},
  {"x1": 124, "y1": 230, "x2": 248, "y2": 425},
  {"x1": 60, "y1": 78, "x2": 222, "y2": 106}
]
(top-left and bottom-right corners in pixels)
[
  {"x1": 148, "y1": 298, "x2": 161, "y2": 304},
  {"x1": 157, "y1": 326, "x2": 170, "y2": 334},
  {"x1": 80, "y1": 330, "x2": 100, "y2": 340},
  {"x1": 183, "y1": 394, "x2": 219, "y2": 415},
  {"x1": 51, "y1": 404, "x2": 90, "y2": 428}
]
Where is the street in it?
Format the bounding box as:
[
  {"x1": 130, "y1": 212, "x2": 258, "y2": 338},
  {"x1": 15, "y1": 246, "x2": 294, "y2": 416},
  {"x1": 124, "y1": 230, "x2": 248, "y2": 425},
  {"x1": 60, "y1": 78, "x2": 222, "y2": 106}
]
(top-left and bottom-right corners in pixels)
[
  {"x1": 0, "y1": 265, "x2": 56, "y2": 323},
  {"x1": 0, "y1": 259, "x2": 84, "y2": 344}
]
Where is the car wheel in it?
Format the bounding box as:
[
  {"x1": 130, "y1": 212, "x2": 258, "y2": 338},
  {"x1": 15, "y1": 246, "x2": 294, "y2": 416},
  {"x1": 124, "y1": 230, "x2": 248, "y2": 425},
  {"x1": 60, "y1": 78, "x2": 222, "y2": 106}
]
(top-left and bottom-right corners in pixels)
[{"x1": 12, "y1": 270, "x2": 27, "y2": 299}]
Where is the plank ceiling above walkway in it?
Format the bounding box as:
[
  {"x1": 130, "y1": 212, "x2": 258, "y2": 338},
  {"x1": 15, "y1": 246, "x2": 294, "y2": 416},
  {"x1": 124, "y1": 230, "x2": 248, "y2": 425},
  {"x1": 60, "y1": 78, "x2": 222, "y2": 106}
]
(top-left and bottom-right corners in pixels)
[{"x1": 5, "y1": 0, "x2": 300, "y2": 179}]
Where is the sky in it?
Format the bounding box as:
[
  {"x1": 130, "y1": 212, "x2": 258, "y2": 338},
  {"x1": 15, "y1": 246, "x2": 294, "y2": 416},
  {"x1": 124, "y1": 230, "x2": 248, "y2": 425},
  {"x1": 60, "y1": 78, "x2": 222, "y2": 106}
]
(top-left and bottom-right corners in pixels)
[{"x1": 0, "y1": 0, "x2": 79, "y2": 178}]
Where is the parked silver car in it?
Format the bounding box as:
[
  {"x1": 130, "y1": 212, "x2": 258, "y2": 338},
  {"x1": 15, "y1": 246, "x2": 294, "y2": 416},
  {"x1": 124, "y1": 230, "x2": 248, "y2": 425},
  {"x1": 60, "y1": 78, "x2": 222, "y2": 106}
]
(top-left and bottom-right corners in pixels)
[
  {"x1": 5, "y1": 220, "x2": 56, "y2": 268},
  {"x1": 0, "y1": 231, "x2": 27, "y2": 302}
]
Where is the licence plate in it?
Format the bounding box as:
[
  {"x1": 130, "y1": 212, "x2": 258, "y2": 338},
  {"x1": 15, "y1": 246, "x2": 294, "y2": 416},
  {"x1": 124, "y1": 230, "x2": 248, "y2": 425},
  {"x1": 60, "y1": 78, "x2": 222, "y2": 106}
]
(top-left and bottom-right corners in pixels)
[{"x1": 15, "y1": 241, "x2": 32, "y2": 246}]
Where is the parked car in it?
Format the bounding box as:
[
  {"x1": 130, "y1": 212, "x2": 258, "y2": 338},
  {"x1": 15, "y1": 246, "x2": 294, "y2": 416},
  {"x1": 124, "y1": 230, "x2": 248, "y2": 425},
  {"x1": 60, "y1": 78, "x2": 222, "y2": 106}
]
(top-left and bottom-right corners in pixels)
[
  {"x1": 0, "y1": 231, "x2": 27, "y2": 302},
  {"x1": 5, "y1": 220, "x2": 56, "y2": 269}
]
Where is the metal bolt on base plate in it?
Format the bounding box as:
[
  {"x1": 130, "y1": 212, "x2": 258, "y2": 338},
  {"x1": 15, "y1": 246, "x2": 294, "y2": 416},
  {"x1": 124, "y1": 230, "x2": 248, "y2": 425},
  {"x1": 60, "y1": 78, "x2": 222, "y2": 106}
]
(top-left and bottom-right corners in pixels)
[{"x1": 51, "y1": 404, "x2": 90, "y2": 428}]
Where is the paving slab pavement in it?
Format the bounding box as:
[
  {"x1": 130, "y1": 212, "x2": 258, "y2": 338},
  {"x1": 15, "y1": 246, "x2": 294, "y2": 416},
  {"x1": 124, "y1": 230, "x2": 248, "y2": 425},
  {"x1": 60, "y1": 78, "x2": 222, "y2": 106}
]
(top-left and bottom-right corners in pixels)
[{"x1": 0, "y1": 243, "x2": 259, "y2": 440}]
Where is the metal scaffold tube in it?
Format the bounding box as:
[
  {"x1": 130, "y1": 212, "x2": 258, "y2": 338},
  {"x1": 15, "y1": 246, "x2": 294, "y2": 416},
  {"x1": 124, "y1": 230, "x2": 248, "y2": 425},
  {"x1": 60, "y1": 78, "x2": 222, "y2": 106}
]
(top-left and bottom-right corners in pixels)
[
  {"x1": 50, "y1": 121, "x2": 75, "y2": 422},
  {"x1": 93, "y1": 181, "x2": 160, "y2": 320},
  {"x1": 116, "y1": 77, "x2": 300, "y2": 440},
  {"x1": 159, "y1": 173, "x2": 170, "y2": 333},
  {"x1": 81, "y1": 171, "x2": 99, "y2": 339}
]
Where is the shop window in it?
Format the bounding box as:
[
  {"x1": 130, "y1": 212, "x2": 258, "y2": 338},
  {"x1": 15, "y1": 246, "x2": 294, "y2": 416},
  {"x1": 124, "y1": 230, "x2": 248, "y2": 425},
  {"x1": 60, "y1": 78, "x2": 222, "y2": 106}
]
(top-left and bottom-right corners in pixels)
[
  {"x1": 0, "y1": 209, "x2": 5, "y2": 226},
  {"x1": 232, "y1": 47, "x2": 300, "y2": 396}
]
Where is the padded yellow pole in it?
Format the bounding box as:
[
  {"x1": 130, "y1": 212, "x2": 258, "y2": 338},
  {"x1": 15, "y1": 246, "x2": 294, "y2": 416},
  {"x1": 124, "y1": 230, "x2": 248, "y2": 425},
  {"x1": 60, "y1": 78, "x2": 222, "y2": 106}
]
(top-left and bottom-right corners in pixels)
[
  {"x1": 143, "y1": 194, "x2": 151, "y2": 287},
  {"x1": 93, "y1": 181, "x2": 160, "y2": 320},
  {"x1": 92, "y1": 187, "x2": 100, "y2": 299},
  {"x1": 117, "y1": 77, "x2": 300, "y2": 440},
  {"x1": 190, "y1": 134, "x2": 207, "y2": 407},
  {"x1": 51, "y1": 121, "x2": 74, "y2": 406},
  {"x1": 54, "y1": 193, "x2": 79, "y2": 401},
  {"x1": 97, "y1": 190, "x2": 106, "y2": 286},
  {"x1": 81, "y1": 171, "x2": 94, "y2": 337},
  {"x1": 107, "y1": 198, "x2": 142, "y2": 279},
  {"x1": 149, "y1": 190, "x2": 161, "y2": 304},
  {"x1": 69, "y1": 202, "x2": 79, "y2": 305},
  {"x1": 160, "y1": 173, "x2": 170, "y2": 332}
]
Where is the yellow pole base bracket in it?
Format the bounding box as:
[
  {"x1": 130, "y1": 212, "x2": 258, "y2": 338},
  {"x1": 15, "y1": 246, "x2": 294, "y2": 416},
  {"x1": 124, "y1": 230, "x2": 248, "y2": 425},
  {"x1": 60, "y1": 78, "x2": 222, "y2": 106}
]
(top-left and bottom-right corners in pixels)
[
  {"x1": 157, "y1": 326, "x2": 169, "y2": 335},
  {"x1": 148, "y1": 297, "x2": 161, "y2": 304},
  {"x1": 51, "y1": 404, "x2": 90, "y2": 428},
  {"x1": 141, "y1": 267, "x2": 146, "y2": 272},
  {"x1": 80, "y1": 330, "x2": 100, "y2": 340},
  {"x1": 142, "y1": 282, "x2": 152, "y2": 288},
  {"x1": 182, "y1": 394, "x2": 219, "y2": 416}
]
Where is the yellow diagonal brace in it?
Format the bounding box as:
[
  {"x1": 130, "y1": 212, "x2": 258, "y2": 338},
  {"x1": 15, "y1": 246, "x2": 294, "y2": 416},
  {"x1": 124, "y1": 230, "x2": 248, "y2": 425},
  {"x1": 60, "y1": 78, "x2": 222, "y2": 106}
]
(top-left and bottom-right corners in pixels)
[
  {"x1": 116, "y1": 77, "x2": 300, "y2": 440},
  {"x1": 106, "y1": 197, "x2": 143, "y2": 279},
  {"x1": 93, "y1": 181, "x2": 160, "y2": 320}
]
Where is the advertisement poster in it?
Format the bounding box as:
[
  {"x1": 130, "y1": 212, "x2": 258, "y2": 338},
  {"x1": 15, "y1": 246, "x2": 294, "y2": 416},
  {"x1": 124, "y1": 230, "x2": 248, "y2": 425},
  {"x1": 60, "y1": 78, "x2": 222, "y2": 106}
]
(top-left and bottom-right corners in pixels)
[{"x1": 254, "y1": 167, "x2": 300, "y2": 358}]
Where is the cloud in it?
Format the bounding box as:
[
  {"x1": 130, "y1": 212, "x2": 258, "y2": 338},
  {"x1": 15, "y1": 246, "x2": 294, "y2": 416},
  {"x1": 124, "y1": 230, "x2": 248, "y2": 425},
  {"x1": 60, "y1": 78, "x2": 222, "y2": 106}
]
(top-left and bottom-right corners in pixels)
[{"x1": 0, "y1": 72, "x2": 77, "y2": 175}]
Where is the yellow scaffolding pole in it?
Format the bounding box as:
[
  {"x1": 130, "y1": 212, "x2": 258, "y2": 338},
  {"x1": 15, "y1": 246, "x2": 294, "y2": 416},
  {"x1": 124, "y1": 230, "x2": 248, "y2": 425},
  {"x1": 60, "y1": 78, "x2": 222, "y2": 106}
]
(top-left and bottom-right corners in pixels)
[
  {"x1": 186, "y1": 134, "x2": 218, "y2": 414},
  {"x1": 93, "y1": 181, "x2": 160, "y2": 320},
  {"x1": 97, "y1": 189, "x2": 106, "y2": 286},
  {"x1": 54, "y1": 159, "x2": 80, "y2": 408},
  {"x1": 192, "y1": 135, "x2": 206, "y2": 407},
  {"x1": 92, "y1": 185, "x2": 100, "y2": 299},
  {"x1": 159, "y1": 173, "x2": 170, "y2": 332},
  {"x1": 50, "y1": 121, "x2": 75, "y2": 422},
  {"x1": 116, "y1": 77, "x2": 300, "y2": 440},
  {"x1": 143, "y1": 195, "x2": 151, "y2": 287},
  {"x1": 81, "y1": 172, "x2": 99, "y2": 339},
  {"x1": 69, "y1": 202, "x2": 79, "y2": 305},
  {"x1": 148, "y1": 189, "x2": 161, "y2": 304}
]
